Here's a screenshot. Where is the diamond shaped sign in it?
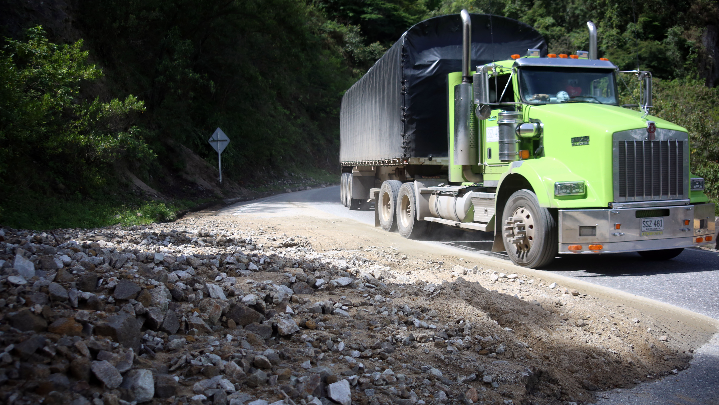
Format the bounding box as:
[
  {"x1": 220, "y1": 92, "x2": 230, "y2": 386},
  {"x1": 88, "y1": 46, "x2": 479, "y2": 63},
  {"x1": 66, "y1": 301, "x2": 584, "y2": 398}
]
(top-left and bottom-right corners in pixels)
[{"x1": 208, "y1": 128, "x2": 230, "y2": 154}]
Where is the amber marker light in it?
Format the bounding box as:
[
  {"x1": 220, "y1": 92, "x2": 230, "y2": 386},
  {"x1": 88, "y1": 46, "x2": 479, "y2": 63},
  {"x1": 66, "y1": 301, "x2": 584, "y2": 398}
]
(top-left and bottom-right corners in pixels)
[
  {"x1": 570, "y1": 55, "x2": 579, "y2": 59},
  {"x1": 600, "y1": 58, "x2": 609, "y2": 61},
  {"x1": 568, "y1": 245, "x2": 582, "y2": 251},
  {"x1": 519, "y1": 150, "x2": 530, "y2": 159},
  {"x1": 559, "y1": 54, "x2": 568, "y2": 58},
  {"x1": 684, "y1": 220, "x2": 690, "y2": 225},
  {"x1": 615, "y1": 224, "x2": 621, "y2": 230},
  {"x1": 696, "y1": 237, "x2": 704, "y2": 243},
  {"x1": 548, "y1": 54, "x2": 557, "y2": 58},
  {"x1": 588, "y1": 245, "x2": 603, "y2": 251},
  {"x1": 706, "y1": 235, "x2": 714, "y2": 242},
  {"x1": 511, "y1": 54, "x2": 521, "y2": 59}
]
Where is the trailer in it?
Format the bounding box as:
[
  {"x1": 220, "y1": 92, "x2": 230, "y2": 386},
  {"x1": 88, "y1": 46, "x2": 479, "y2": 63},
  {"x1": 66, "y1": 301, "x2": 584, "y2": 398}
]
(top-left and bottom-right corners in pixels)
[{"x1": 339, "y1": 10, "x2": 715, "y2": 268}]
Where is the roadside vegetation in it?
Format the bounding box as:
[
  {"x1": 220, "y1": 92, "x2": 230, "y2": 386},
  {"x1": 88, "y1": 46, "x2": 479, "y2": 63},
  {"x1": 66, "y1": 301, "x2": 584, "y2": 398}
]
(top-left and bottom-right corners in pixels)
[{"x1": 0, "y1": 0, "x2": 717, "y2": 229}]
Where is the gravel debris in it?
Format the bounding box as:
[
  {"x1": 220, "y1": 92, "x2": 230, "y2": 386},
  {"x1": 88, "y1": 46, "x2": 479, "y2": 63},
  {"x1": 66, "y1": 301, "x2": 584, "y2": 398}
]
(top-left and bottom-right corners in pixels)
[{"x1": 0, "y1": 216, "x2": 702, "y2": 405}]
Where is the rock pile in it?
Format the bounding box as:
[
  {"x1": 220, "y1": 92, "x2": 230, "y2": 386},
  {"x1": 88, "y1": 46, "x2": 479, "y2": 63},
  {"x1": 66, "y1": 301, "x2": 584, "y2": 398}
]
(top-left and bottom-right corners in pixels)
[{"x1": 0, "y1": 219, "x2": 692, "y2": 405}]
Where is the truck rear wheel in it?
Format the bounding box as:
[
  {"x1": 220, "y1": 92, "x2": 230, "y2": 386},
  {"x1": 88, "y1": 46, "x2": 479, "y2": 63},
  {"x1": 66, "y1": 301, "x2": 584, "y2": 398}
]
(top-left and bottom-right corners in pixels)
[
  {"x1": 397, "y1": 182, "x2": 427, "y2": 238},
  {"x1": 340, "y1": 173, "x2": 347, "y2": 206},
  {"x1": 378, "y1": 180, "x2": 402, "y2": 231},
  {"x1": 637, "y1": 248, "x2": 684, "y2": 260},
  {"x1": 342, "y1": 173, "x2": 352, "y2": 207},
  {"x1": 502, "y1": 190, "x2": 558, "y2": 268}
]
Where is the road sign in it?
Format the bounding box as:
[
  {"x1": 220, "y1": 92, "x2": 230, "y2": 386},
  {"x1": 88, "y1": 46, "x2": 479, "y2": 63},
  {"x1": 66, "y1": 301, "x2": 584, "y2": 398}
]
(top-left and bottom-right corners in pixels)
[
  {"x1": 208, "y1": 128, "x2": 230, "y2": 183},
  {"x1": 209, "y1": 128, "x2": 230, "y2": 154}
]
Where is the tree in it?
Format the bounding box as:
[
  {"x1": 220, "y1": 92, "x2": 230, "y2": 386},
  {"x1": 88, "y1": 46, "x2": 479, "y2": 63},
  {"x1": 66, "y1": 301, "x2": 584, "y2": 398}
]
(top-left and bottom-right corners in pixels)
[{"x1": 0, "y1": 27, "x2": 150, "y2": 192}]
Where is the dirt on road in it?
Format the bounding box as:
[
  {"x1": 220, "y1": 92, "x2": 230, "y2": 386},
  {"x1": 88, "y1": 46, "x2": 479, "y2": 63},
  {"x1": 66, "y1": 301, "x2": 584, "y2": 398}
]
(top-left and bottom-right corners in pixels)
[
  {"x1": 0, "y1": 206, "x2": 716, "y2": 405},
  {"x1": 185, "y1": 209, "x2": 717, "y2": 404}
]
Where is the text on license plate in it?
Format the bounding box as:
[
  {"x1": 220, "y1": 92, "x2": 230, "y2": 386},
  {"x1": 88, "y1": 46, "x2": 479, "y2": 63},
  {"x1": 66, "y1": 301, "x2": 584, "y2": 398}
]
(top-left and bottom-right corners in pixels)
[{"x1": 641, "y1": 217, "x2": 663, "y2": 236}]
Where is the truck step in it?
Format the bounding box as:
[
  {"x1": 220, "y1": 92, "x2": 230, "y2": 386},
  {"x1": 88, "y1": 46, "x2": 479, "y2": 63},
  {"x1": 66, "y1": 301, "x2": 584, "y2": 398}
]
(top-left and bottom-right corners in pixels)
[{"x1": 423, "y1": 217, "x2": 492, "y2": 232}]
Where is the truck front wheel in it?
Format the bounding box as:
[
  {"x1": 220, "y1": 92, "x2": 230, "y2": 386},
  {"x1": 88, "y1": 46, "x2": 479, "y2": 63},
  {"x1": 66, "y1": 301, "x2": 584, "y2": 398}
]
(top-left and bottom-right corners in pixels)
[
  {"x1": 637, "y1": 248, "x2": 684, "y2": 260},
  {"x1": 502, "y1": 190, "x2": 558, "y2": 268},
  {"x1": 378, "y1": 180, "x2": 402, "y2": 231},
  {"x1": 397, "y1": 182, "x2": 428, "y2": 238}
]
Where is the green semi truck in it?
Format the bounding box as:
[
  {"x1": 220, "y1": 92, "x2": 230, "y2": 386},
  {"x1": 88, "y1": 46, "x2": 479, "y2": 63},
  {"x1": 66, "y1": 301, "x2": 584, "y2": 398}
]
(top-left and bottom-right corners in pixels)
[{"x1": 339, "y1": 10, "x2": 715, "y2": 268}]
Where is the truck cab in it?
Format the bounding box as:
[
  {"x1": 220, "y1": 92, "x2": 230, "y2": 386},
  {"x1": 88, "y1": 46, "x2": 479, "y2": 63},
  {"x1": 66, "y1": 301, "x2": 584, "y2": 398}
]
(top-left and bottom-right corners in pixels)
[{"x1": 448, "y1": 53, "x2": 715, "y2": 267}]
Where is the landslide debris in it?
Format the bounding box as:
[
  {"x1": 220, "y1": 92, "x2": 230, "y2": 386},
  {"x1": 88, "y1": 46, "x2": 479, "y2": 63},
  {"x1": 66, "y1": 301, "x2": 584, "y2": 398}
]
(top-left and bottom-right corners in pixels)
[{"x1": 0, "y1": 216, "x2": 697, "y2": 405}]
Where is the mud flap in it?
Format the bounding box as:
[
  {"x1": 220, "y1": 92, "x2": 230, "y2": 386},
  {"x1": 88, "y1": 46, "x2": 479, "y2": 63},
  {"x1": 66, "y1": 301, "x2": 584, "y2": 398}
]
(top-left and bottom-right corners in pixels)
[
  {"x1": 491, "y1": 216, "x2": 504, "y2": 252},
  {"x1": 370, "y1": 188, "x2": 381, "y2": 227}
]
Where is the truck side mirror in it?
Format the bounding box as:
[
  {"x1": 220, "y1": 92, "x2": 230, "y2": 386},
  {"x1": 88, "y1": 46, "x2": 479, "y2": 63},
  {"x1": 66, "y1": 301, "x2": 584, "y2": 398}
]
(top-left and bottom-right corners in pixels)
[
  {"x1": 639, "y1": 71, "x2": 652, "y2": 115},
  {"x1": 476, "y1": 104, "x2": 491, "y2": 120}
]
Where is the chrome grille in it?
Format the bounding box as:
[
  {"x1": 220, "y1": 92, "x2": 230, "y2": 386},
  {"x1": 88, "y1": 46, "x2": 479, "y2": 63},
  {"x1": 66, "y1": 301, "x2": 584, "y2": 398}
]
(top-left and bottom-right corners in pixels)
[{"x1": 613, "y1": 129, "x2": 689, "y2": 202}]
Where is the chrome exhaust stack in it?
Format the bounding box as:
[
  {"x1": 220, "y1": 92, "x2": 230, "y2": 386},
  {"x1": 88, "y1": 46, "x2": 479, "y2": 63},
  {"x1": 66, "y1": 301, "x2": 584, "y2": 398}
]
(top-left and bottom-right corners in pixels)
[
  {"x1": 454, "y1": 68, "x2": 478, "y2": 167},
  {"x1": 461, "y1": 9, "x2": 471, "y2": 83},
  {"x1": 587, "y1": 21, "x2": 597, "y2": 60},
  {"x1": 453, "y1": 10, "x2": 481, "y2": 182}
]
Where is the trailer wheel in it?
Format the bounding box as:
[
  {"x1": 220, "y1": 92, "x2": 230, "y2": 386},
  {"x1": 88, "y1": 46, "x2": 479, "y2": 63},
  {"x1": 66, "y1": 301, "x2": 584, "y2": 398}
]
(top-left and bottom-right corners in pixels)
[
  {"x1": 342, "y1": 173, "x2": 352, "y2": 207},
  {"x1": 502, "y1": 190, "x2": 557, "y2": 268},
  {"x1": 340, "y1": 173, "x2": 347, "y2": 206},
  {"x1": 378, "y1": 180, "x2": 402, "y2": 231},
  {"x1": 637, "y1": 248, "x2": 684, "y2": 260},
  {"x1": 396, "y1": 182, "x2": 428, "y2": 238}
]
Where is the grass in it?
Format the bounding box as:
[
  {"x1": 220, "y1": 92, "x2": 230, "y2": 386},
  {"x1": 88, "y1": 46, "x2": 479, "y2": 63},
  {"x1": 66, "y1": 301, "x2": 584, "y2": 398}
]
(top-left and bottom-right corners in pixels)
[{"x1": 0, "y1": 192, "x2": 205, "y2": 231}]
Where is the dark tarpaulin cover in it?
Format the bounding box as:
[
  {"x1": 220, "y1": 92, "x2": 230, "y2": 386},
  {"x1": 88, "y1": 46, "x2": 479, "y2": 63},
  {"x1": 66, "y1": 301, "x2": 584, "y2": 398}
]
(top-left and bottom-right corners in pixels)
[{"x1": 340, "y1": 14, "x2": 546, "y2": 164}]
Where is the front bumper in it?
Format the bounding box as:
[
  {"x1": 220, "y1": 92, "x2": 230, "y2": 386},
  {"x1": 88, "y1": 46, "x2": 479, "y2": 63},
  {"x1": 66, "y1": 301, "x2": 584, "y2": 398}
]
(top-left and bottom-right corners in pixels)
[{"x1": 558, "y1": 203, "x2": 715, "y2": 254}]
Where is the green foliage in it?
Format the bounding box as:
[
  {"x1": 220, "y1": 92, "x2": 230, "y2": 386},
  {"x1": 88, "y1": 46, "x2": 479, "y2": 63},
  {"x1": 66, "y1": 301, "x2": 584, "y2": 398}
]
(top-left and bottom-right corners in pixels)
[
  {"x1": 650, "y1": 77, "x2": 719, "y2": 202},
  {"x1": 0, "y1": 189, "x2": 194, "y2": 230},
  {"x1": 429, "y1": 0, "x2": 717, "y2": 81},
  {"x1": 319, "y1": 20, "x2": 386, "y2": 69},
  {"x1": 3, "y1": 0, "x2": 719, "y2": 229},
  {"x1": 78, "y1": 0, "x2": 365, "y2": 183},
  {"x1": 0, "y1": 27, "x2": 151, "y2": 191},
  {"x1": 315, "y1": 0, "x2": 434, "y2": 46}
]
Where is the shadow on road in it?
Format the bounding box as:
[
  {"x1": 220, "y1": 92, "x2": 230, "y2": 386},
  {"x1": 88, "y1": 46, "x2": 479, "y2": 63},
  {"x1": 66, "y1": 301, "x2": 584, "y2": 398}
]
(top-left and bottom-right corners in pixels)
[
  {"x1": 433, "y1": 228, "x2": 719, "y2": 277},
  {"x1": 543, "y1": 249, "x2": 719, "y2": 276}
]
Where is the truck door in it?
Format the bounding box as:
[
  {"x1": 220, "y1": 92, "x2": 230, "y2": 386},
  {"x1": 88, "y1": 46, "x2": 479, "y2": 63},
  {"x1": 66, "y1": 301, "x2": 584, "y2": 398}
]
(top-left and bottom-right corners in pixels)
[{"x1": 482, "y1": 73, "x2": 513, "y2": 167}]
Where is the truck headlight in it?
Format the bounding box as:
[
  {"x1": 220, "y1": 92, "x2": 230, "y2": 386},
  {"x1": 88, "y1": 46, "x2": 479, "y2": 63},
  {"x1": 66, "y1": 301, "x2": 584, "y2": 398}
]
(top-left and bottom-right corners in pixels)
[
  {"x1": 691, "y1": 177, "x2": 705, "y2": 191},
  {"x1": 555, "y1": 181, "x2": 586, "y2": 196}
]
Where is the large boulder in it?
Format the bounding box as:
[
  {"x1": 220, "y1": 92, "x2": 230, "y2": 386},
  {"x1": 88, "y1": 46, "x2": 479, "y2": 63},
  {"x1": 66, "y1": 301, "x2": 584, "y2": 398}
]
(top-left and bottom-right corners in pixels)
[
  {"x1": 226, "y1": 303, "x2": 263, "y2": 327},
  {"x1": 95, "y1": 313, "x2": 141, "y2": 351}
]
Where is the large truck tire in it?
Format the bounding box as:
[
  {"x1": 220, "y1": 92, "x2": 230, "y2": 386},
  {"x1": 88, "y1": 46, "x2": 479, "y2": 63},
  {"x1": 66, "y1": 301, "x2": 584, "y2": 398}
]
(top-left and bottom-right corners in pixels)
[
  {"x1": 396, "y1": 182, "x2": 428, "y2": 238},
  {"x1": 637, "y1": 248, "x2": 684, "y2": 260},
  {"x1": 340, "y1": 173, "x2": 347, "y2": 206},
  {"x1": 346, "y1": 173, "x2": 353, "y2": 207},
  {"x1": 342, "y1": 173, "x2": 352, "y2": 207},
  {"x1": 378, "y1": 180, "x2": 402, "y2": 231},
  {"x1": 502, "y1": 189, "x2": 558, "y2": 268}
]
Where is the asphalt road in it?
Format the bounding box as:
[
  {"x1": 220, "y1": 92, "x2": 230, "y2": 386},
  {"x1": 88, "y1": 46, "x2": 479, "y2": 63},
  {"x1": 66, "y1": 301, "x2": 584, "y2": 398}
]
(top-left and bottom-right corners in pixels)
[
  {"x1": 221, "y1": 185, "x2": 719, "y2": 405},
  {"x1": 223, "y1": 185, "x2": 719, "y2": 321}
]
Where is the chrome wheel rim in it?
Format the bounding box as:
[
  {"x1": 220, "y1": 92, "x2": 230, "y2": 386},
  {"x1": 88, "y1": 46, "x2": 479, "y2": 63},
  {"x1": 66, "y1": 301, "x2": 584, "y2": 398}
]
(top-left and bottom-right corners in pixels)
[
  {"x1": 504, "y1": 206, "x2": 535, "y2": 253},
  {"x1": 398, "y1": 194, "x2": 411, "y2": 228},
  {"x1": 381, "y1": 191, "x2": 393, "y2": 222}
]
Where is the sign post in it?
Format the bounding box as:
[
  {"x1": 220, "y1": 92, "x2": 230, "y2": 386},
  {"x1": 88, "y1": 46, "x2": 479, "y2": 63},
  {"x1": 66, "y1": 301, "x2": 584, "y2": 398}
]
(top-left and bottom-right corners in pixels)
[{"x1": 208, "y1": 128, "x2": 230, "y2": 183}]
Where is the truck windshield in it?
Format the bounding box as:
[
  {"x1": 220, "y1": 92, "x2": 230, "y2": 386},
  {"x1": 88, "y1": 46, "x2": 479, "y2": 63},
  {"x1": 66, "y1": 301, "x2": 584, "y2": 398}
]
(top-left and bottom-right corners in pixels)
[{"x1": 519, "y1": 67, "x2": 618, "y2": 105}]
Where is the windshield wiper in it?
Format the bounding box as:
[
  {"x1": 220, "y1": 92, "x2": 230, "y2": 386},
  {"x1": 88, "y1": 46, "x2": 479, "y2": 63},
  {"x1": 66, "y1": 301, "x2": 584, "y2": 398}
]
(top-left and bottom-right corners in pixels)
[{"x1": 569, "y1": 95, "x2": 602, "y2": 103}]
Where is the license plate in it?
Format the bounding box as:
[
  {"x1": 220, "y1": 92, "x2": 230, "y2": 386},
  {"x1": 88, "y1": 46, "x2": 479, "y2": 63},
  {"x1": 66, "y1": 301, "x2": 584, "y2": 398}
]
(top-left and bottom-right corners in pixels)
[{"x1": 641, "y1": 217, "x2": 664, "y2": 236}]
